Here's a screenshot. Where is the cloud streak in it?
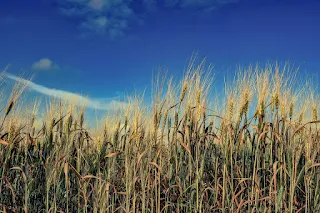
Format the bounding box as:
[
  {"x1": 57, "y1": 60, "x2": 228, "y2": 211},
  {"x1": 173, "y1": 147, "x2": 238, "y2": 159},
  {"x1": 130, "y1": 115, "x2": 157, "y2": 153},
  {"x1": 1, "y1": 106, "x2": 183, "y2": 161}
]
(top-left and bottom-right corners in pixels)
[
  {"x1": 60, "y1": 0, "x2": 134, "y2": 39},
  {"x1": 5, "y1": 73, "x2": 128, "y2": 110},
  {"x1": 32, "y1": 58, "x2": 59, "y2": 71},
  {"x1": 58, "y1": 0, "x2": 238, "y2": 39}
]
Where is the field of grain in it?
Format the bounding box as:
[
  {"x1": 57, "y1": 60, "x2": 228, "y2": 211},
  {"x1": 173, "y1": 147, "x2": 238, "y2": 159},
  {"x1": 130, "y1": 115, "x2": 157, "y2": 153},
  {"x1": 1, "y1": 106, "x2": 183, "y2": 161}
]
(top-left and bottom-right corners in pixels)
[{"x1": 0, "y1": 58, "x2": 320, "y2": 212}]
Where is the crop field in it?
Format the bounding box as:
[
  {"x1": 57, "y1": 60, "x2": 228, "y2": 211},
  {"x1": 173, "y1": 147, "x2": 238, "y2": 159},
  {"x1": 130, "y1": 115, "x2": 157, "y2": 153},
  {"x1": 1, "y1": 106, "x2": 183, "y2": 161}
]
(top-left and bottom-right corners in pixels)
[{"x1": 0, "y1": 59, "x2": 320, "y2": 212}]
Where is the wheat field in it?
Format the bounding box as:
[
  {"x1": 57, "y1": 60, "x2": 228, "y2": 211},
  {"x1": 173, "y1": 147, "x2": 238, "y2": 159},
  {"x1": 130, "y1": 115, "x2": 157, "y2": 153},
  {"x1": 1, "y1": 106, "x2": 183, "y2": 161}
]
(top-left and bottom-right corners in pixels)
[{"x1": 0, "y1": 58, "x2": 320, "y2": 213}]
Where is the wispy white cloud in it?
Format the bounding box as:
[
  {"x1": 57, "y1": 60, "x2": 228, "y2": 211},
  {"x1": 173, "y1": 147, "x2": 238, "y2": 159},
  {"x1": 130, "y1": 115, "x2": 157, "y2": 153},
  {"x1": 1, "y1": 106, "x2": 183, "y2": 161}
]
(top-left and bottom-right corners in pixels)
[
  {"x1": 32, "y1": 58, "x2": 59, "y2": 71},
  {"x1": 5, "y1": 73, "x2": 128, "y2": 110},
  {"x1": 88, "y1": 0, "x2": 108, "y2": 10},
  {"x1": 57, "y1": 0, "x2": 238, "y2": 39},
  {"x1": 60, "y1": 0, "x2": 134, "y2": 39}
]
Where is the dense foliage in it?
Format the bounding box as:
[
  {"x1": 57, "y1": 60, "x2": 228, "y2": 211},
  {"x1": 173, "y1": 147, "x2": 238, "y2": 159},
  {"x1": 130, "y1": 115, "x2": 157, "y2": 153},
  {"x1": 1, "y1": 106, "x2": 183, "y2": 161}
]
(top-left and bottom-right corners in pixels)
[{"x1": 1, "y1": 59, "x2": 320, "y2": 212}]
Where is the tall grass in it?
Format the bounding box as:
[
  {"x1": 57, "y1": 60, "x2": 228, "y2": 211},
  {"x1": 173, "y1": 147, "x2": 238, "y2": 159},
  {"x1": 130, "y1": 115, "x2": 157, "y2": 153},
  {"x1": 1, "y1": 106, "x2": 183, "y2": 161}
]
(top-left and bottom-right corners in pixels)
[{"x1": 0, "y1": 58, "x2": 320, "y2": 212}]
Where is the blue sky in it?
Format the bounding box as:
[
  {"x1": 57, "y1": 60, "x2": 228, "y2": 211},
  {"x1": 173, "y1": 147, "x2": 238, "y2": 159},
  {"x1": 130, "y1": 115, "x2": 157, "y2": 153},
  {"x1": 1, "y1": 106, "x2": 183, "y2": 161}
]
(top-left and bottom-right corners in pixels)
[{"x1": 0, "y1": 0, "x2": 319, "y2": 108}]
